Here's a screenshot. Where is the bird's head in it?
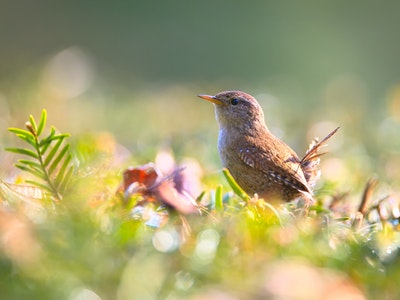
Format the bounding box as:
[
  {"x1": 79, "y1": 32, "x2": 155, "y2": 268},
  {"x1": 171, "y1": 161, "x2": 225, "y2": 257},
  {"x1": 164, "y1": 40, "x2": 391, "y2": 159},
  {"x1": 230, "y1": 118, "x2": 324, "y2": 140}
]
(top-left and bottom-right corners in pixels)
[{"x1": 198, "y1": 91, "x2": 266, "y2": 129}]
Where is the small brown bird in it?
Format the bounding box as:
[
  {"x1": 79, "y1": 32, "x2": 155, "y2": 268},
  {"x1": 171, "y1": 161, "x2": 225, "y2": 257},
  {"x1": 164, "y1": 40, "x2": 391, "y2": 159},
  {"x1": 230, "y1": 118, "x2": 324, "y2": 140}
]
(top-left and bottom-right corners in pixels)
[{"x1": 198, "y1": 90, "x2": 338, "y2": 203}]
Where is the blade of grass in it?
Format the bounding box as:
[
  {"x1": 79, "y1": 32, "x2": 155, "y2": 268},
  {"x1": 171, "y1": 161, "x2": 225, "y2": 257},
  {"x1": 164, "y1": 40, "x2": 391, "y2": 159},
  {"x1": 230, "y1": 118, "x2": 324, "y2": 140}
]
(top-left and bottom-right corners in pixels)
[
  {"x1": 215, "y1": 184, "x2": 223, "y2": 213},
  {"x1": 222, "y1": 168, "x2": 250, "y2": 202}
]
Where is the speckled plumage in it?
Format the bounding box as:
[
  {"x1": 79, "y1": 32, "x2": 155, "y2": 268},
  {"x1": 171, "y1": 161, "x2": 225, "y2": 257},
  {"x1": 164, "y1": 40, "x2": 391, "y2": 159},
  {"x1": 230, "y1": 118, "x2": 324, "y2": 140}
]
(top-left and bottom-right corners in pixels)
[{"x1": 198, "y1": 90, "x2": 338, "y2": 202}]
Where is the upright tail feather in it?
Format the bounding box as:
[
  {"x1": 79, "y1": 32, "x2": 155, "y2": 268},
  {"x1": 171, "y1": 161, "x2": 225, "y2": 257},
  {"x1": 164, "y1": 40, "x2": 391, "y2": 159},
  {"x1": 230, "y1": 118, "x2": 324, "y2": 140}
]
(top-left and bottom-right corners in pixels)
[{"x1": 301, "y1": 127, "x2": 340, "y2": 188}]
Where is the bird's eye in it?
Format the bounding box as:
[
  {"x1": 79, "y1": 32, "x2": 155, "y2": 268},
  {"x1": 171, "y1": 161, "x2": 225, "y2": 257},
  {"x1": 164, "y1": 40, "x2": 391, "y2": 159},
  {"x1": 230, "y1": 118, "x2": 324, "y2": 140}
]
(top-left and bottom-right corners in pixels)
[{"x1": 231, "y1": 98, "x2": 239, "y2": 105}]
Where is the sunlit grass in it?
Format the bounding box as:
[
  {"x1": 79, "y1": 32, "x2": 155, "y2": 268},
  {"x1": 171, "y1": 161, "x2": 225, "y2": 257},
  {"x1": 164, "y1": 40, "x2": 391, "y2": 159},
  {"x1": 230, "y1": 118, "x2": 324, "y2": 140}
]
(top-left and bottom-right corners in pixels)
[{"x1": 0, "y1": 81, "x2": 399, "y2": 300}]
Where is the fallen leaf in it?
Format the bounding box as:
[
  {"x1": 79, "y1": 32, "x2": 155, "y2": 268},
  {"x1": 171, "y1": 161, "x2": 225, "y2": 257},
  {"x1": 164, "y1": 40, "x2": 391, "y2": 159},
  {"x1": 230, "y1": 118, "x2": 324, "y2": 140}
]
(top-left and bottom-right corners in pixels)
[{"x1": 121, "y1": 161, "x2": 200, "y2": 215}]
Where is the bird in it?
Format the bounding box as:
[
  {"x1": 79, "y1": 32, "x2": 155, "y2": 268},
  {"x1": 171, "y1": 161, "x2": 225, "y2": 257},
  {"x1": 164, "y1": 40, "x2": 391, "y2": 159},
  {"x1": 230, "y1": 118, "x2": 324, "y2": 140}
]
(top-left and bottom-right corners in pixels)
[{"x1": 198, "y1": 90, "x2": 338, "y2": 203}]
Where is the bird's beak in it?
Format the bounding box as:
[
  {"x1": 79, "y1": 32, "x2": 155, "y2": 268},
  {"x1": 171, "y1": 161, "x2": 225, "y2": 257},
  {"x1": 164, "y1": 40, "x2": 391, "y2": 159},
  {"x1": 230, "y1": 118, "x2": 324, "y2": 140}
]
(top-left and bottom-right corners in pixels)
[{"x1": 198, "y1": 94, "x2": 223, "y2": 105}]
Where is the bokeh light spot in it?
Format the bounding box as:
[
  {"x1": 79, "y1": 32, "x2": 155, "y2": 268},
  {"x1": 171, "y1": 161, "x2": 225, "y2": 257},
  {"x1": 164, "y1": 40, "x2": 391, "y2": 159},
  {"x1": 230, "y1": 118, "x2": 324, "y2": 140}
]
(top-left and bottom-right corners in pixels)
[
  {"x1": 194, "y1": 229, "x2": 220, "y2": 264},
  {"x1": 152, "y1": 229, "x2": 179, "y2": 253}
]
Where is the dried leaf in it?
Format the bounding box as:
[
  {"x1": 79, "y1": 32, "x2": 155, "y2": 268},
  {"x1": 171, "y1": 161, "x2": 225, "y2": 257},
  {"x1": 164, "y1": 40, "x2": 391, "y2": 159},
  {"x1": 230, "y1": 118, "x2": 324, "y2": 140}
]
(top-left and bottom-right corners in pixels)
[
  {"x1": 358, "y1": 178, "x2": 378, "y2": 215},
  {"x1": 123, "y1": 163, "x2": 159, "y2": 192},
  {"x1": 150, "y1": 179, "x2": 199, "y2": 214},
  {"x1": 2, "y1": 181, "x2": 44, "y2": 200},
  {"x1": 121, "y1": 162, "x2": 200, "y2": 215},
  {"x1": 301, "y1": 127, "x2": 339, "y2": 187}
]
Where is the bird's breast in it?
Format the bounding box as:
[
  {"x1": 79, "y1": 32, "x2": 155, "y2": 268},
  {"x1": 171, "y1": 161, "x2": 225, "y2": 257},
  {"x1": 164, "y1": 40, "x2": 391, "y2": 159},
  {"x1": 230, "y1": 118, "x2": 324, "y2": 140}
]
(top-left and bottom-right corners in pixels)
[
  {"x1": 217, "y1": 127, "x2": 230, "y2": 166},
  {"x1": 217, "y1": 126, "x2": 252, "y2": 168}
]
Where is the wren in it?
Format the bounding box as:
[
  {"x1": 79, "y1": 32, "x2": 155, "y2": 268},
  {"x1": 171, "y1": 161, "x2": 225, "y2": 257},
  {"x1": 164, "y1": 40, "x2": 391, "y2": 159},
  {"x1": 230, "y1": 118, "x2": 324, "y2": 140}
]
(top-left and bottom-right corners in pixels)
[{"x1": 198, "y1": 90, "x2": 338, "y2": 203}]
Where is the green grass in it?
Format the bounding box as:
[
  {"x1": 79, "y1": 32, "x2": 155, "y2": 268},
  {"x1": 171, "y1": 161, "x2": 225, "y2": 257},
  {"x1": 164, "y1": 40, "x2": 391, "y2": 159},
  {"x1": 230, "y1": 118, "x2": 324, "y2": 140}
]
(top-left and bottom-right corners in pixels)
[{"x1": 1, "y1": 107, "x2": 399, "y2": 300}]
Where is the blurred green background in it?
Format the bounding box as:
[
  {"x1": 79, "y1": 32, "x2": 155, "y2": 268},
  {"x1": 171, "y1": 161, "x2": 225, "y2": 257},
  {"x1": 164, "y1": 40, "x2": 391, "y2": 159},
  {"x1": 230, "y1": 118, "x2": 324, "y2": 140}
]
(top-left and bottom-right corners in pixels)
[
  {"x1": 2, "y1": 2, "x2": 400, "y2": 299},
  {"x1": 1, "y1": 0, "x2": 400, "y2": 189}
]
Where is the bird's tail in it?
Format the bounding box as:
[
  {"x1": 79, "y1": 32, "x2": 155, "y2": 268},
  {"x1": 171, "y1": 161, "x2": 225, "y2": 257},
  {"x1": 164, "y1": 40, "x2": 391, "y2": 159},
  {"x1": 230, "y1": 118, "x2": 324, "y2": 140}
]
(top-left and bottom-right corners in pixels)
[{"x1": 300, "y1": 127, "x2": 340, "y2": 188}]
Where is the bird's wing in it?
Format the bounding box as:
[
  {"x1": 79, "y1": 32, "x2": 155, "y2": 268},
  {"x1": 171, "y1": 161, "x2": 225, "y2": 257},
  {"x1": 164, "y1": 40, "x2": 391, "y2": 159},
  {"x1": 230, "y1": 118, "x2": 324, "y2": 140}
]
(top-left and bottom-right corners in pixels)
[{"x1": 236, "y1": 137, "x2": 311, "y2": 194}]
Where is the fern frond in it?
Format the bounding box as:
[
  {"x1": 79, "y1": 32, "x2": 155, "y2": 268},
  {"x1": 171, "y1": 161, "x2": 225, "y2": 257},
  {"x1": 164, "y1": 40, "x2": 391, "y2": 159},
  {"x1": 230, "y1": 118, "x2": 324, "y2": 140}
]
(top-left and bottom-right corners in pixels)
[{"x1": 5, "y1": 109, "x2": 75, "y2": 202}]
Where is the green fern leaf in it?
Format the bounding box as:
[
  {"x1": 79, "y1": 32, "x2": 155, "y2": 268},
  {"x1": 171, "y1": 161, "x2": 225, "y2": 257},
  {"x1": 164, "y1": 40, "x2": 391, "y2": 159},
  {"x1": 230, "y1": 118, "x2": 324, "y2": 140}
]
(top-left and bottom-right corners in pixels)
[
  {"x1": 29, "y1": 115, "x2": 38, "y2": 133},
  {"x1": 36, "y1": 109, "x2": 47, "y2": 136},
  {"x1": 40, "y1": 129, "x2": 56, "y2": 155},
  {"x1": 39, "y1": 127, "x2": 56, "y2": 148},
  {"x1": 48, "y1": 144, "x2": 70, "y2": 175},
  {"x1": 18, "y1": 159, "x2": 42, "y2": 170},
  {"x1": 58, "y1": 166, "x2": 74, "y2": 193},
  {"x1": 55, "y1": 155, "x2": 72, "y2": 187},
  {"x1": 44, "y1": 138, "x2": 64, "y2": 167},
  {"x1": 48, "y1": 134, "x2": 71, "y2": 143},
  {"x1": 6, "y1": 148, "x2": 39, "y2": 159},
  {"x1": 8, "y1": 128, "x2": 35, "y2": 139},
  {"x1": 15, "y1": 163, "x2": 46, "y2": 180},
  {"x1": 24, "y1": 180, "x2": 53, "y2": 193},
  {"x1": 40, "y1": 132, "x2": 70, "y2": 148},
  {"x1": 7, "y1": 110, "x2": 74, "y2": 201},
  {"x1": 16, "y1": 134, "x2": 36, "y2": 148}
]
